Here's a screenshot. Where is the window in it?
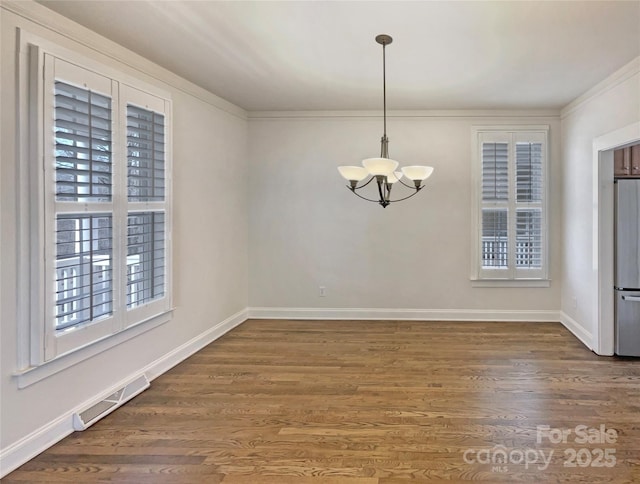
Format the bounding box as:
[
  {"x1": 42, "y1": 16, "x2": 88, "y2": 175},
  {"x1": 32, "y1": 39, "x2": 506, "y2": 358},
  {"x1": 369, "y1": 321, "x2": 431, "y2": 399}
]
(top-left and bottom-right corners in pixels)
[
  {"x1": 27, "y1": 47, "x2": 172, "y2": 365},
  {"x1": 472, "y1": 127, "x2": 548, "y2": 283}
]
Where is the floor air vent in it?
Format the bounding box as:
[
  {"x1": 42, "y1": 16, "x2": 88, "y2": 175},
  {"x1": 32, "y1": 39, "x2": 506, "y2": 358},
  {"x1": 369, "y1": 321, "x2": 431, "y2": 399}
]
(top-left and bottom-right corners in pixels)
[{"x1": 72, "y1": 374, "x2": 150, "y2": 431}]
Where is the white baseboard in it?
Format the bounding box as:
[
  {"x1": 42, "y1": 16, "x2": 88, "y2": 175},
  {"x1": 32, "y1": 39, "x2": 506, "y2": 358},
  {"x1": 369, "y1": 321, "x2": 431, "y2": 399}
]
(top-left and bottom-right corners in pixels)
[
  {"x1": 247, "y1": 306, "x2": 561, "y2": 322},
  {"x1": 0, "y1": 308, "x2": 248, "y2": 479},
  {"x1": 143, "y1": 308, "x2": 247, "y2": 381},
  {"x1": 0, "y1": 412, "x2": 75, "y2": 480},
  {"x1": 559, "y1": 311, "x2": 594, "y2": 351}
]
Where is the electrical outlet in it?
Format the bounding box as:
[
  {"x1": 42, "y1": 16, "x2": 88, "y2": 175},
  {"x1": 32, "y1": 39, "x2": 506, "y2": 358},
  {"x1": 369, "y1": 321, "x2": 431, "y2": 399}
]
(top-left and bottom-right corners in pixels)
[
  {"x1": 572, "y1": 296, "x2": 577, "y2": 309},
  {"x1": 319, "y1": 286, "x2": 326, "y2": 297}
]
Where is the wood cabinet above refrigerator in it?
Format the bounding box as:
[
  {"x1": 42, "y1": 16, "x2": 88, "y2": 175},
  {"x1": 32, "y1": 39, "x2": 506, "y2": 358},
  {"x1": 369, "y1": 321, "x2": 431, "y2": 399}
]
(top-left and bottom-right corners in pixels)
[{"x1": 614, "y1": 144, "x2": 640, "y2": 178}]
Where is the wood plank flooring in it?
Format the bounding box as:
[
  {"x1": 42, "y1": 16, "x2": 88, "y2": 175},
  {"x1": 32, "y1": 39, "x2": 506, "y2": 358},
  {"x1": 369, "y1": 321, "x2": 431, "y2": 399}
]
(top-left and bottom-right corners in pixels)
[{"x1": 4, "y1": 320, "x2": 640, "y2": 483}]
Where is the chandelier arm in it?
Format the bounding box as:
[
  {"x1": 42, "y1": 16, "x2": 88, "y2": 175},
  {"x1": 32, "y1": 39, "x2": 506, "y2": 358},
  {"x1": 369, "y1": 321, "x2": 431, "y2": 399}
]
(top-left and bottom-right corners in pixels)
[
  {"x1": 347, "y1": 188, "x2": 386, "y2": 204},
  {"x1": 349, "y1": 176, "x2": 376, "y2": 190},
  {"x1": 387, "y1": 187, "x2": 423, "y2": 204},
  {"x1": 396, "y1": 178, "x2": 416, "y2": 189}
]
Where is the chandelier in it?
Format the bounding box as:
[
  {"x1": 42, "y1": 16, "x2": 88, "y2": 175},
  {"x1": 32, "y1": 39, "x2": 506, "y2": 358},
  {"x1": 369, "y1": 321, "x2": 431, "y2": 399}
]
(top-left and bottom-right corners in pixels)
[{"x1": 338, "y1": 34, "x2": 434, "y2": 208}]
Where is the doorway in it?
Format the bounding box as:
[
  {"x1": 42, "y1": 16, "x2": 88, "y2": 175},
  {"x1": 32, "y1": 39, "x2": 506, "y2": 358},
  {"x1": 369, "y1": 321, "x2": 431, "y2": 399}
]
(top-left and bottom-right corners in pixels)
[{"x1": 593, "y1": 121, "x2": 640, "y2": 355}]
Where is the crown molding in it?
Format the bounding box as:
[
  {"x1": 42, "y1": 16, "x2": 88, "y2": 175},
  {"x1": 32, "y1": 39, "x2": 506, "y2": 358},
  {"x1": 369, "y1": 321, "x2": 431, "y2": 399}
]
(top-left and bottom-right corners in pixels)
[
  {"x1": 561, "y1": 56, "x2": 640, "y2": 119},
  {"x1": 248, "y1": 109, "x2": 561, "y2": 120},
  {"x1": 1, "y1": 0, "x2": 247, "y2": 120}
]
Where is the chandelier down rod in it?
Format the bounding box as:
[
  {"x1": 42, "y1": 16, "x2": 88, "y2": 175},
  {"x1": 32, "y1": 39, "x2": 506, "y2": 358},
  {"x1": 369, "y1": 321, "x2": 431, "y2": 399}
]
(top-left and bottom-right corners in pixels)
[{"x1": 377, "y1": 34, "x2": 392, "y2": 158}]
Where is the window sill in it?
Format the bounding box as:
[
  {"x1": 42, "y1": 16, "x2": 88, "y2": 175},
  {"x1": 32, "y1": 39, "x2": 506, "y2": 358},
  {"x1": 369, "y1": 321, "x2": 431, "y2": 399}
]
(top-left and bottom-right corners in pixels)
[
  {"x1": 471, "y1": 279, "x2": 551, "y2": 288},
  {"x1": 14, "y1": 309, "x2": 173, "y2": 389}
]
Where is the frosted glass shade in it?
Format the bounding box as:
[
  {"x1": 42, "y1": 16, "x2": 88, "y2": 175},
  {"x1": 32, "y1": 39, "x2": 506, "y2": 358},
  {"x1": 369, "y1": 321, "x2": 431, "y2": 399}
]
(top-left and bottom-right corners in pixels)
[
  {"x1": 362, "y1": 157, "x2": 399, "y2": 176},
  {"x1": 401, "y1": 165, "x2": 434, "y2": 181},
  {"x1": 385, "y1": 171, "x2": 403, "y2": 184},
  {"x1": 338, "y1": 166, "x2": 369, "y2": 181}
]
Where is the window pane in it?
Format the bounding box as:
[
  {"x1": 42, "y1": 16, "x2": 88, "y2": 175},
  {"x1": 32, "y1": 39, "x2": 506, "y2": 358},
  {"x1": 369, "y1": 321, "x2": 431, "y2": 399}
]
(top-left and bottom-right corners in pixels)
[
  {"x1": 482, "y1": 142, "x2": 509, "y2": 201},
  {"x1": 127, "y1": 105, "x2": 165, "y2": 202},
  {"x1": 54, "y1": 82, "x2": 112, "y2": 202},
  {"x1": 55, "y1": 215, "x2": 113, "y2": 330},
  {"x1": 482, "y1": 209, "x2": 508, "y2": 268},
  {"x1": 127, "y1": 212, "x2": 165, "y2": 308},
  {"x1": 516, "y1": 209, "x2": 543, "y2": 268},
  {"x1": 516, "y1": 142, "x2": 543, "y2": 202}
]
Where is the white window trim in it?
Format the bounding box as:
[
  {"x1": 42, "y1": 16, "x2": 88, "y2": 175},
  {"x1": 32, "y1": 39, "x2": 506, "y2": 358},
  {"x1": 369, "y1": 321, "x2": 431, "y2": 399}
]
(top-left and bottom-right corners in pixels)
[
  {"x1": 14, "y1": 29, "x2": 173, "y2": 385},
  {"x1": 470, "y1": 125, "x2": 550, "y2": 285}
]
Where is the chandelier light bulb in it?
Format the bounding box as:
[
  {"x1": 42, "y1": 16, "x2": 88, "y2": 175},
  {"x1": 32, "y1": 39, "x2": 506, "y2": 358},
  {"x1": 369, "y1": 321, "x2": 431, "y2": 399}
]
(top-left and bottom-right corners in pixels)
[
  {"x1": 338, "y1": 166, "x2": 369, "y2": 181},
  {"x1": 362, "y1": 157, "x2": 399, "y2": 176},
  {"x1": 386, "y1": 171, "x2": 403, "y2": 184},
  {"x1": 401, "y1": 166, "x2": 434, "y2": 181}
]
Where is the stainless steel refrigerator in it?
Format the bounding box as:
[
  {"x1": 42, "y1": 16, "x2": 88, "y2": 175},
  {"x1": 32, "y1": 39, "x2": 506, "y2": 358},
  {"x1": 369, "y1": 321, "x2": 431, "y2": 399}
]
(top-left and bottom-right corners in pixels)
[{"x1": 615, "y1": 179, "x2": 640, "y2": 357}]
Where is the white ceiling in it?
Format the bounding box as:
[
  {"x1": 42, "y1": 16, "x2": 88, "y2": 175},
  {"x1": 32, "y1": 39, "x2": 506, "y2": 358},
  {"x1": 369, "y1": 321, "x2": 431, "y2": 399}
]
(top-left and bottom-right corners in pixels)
[{"x1": 37, "y1": 0, "x2": 640, "y2": 112}]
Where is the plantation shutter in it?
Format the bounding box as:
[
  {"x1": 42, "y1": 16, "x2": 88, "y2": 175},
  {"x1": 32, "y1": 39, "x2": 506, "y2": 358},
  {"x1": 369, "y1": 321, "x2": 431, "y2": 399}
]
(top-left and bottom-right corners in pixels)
[
  {"x1": 55, "y1": 215, "x2": 113, "y2": 330},
  {"x1": 127, "y1": 106, "x2": 165, "y2": 201},
  {"x1": 127, "y1": 212, "x2": 165, "y2": 308},
  {"x1": 481, "y1": 209, "x2": 508, "y2": 268},
  {"x1": 482, "y1": 142, "x2": 509, "y2": 201},
  {"x1": 124, "y1": 99, "x2": 168, "y2": 321},
  {"x1": 515, "y1": 209, "x2": 542, "y2": 268},
  {"x1": 480, "y1": 140, "x2": 510, "y2": 272},
  {"x1": 475, "y1": 129, "x2": 547, "y2": 280},
  {"x1": 53, "y1": 79, "x2": 114, "y2": 331},
  {"x1": 515, "y1": 142, "x2": 543, "y2": 269},
  {"x1": 54, "y1": 82, "x2": 112, "y2": 202},
  {"x1": 516, "y1": 142, "x2": 543, "y2": 202},
  {"x1": 31, "y1": 47, "x2": 172, "y2": 365}
]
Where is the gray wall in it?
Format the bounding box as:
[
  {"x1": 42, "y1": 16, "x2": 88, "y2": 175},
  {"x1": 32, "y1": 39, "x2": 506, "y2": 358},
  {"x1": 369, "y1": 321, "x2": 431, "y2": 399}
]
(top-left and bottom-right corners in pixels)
[
  {"x1": 1, "y1": 3, "x2": 248, "y2": 450},
  {"x1": 248, "y1": 114, "x2": 561, "y2": 312},
  {"x1": 560, "y1": 63, "x2": 640, "y2": 342}
]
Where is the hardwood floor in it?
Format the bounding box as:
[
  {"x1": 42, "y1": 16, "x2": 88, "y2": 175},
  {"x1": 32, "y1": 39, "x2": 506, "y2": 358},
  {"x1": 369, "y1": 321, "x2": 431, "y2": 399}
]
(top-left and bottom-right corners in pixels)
[{"x1": 4, "y1": 320, "x2": 639, "y2": 483}]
